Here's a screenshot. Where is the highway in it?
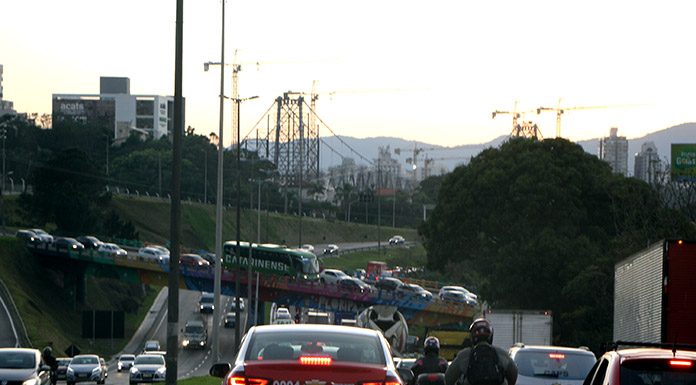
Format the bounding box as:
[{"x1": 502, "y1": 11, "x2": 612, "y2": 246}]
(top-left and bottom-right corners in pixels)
[{"x1": 106, "y1": 289, "x2": 247, "y2": 384}]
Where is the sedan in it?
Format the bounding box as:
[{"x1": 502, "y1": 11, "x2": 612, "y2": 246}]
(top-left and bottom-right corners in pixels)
[
  {"x1": 129, "y1": 354, "x2": 166, "y2": 385},
  {"x1": 389, "y1": 235, "x2": 405, "y2": 245},
  {"x1": 31, "y1": 229, "x2": 54, "y2": 243},
  {"x1": 396, "y1": 283, "x2": 433, "y2": 301},
  {"x1": 117, "y1": 354, "x2": 136, "y2": 372},
  {"x1": 179, "y1": 253, "x2": 210, "y2": 268},
  {"x1": 320, "y1": 269, "x2": 350, "y2": 285},
  {"x1": 374, "y1": 277, "x2": 404, "y2": 291},
  {"x1": 0, "y1": 348, "x2": 52, "y2": 385},
  {"x1": 76, "y1": 236, "x2": 102, "y2": 249},
  {"x1": 137, "y1": 247, "x2": 163, "y2": 262},
  {"x1": 15, "y1": 230, "x2": 38, "y2": 244},
  {"x1": 209, "y1": 325, "x2": 401, "y2": 385},
  {"x1": 439, "y1": 290, "x2": 475, "y2": 305},
  {"x1": 98, "y1": 243, "x2": 128, "y2": 258},
  {"x1": 54, "y1": 237, "x2": 85, "y2": 252},
  {"x1": 337, "y1": 277, "x2": 373, "y2": 294},
  {"x1": 224, "y1": 312, "x2": 237, "y2": 328},
  {"x1": 323, "y1": 244, "x2": 339, "y2": 255},
  {"x1": 56, "y1": 357, "x2": 72, "y2": 380},
  {"x1": 66, "y1": 354, "x2": 105, "y2": 385}
]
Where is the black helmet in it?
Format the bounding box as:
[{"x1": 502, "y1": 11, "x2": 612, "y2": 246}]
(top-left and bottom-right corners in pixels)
[
  {"x1": 469, "y1": 318, "x2": 493, "y2": 344},
  {"x1": 423, "y1": 336, "x2": 440, "y2": 354}
]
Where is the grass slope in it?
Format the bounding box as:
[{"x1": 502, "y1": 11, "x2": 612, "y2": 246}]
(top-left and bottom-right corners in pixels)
[{"x1": 111, "y1": 196, "x2": 420, "y2": 249}]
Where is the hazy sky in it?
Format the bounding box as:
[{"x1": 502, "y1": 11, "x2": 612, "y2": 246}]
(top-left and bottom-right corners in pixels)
[{"x1": 2, "y1": 0, "x2": 695, "y2": 147}]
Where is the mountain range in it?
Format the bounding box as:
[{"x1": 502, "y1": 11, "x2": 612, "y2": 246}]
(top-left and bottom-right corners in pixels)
[{"x1": 319, "y1": 123, "x2": 696, "y2": 176}]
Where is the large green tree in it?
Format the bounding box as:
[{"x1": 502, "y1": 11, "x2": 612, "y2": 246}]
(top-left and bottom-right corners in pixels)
[{"x1": 420, "y1": 137, "x2": 695, "y2": 351}]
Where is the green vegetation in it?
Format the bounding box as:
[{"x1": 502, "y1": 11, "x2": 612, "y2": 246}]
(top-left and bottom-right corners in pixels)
[
  {"x1": 176, "y1": 376, "x2": 221, "y2": 385},
  {"x1": 0, "y1": 237, "x2": 157, "y2": 357},
  {"x1": 321, "y1": 244, "x2": 427, "y2": 272},
  {"x1": 420, "y1": 137, "x2": 696, "y2": 353}
]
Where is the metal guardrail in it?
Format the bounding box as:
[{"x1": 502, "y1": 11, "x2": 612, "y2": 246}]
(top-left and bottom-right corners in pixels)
[{"x1": 0, "y1": 278, "x2": 32, "y2": 348}]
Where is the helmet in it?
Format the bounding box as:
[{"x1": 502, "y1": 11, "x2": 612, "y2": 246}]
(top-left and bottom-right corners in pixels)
[
  {"x1": 423, "y1": 336, "x2": 440, "y2": 354},
  {"x1": 469, "y1": 318, "x2": 493, "y2": 344}
]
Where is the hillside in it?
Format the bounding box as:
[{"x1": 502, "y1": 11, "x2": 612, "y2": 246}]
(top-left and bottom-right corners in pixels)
[{"x1": 110, "y1": 195, "x2": 420, "y2": 249}]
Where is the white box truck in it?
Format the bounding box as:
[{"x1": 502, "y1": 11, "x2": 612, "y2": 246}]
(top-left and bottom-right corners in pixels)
[{"x1": 484, "y1": 309, "x2": 553, "y2": 349}]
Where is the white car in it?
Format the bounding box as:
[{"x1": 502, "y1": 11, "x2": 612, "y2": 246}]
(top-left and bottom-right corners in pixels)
[
  {"x1": 31, "y1": 229, "x2": 54, "y2": 243},
  {"x1": 438, "y1": 285, "x2": 478, "y2": 303},
  {"x1": 138, "y1": 247, "x2": 166, "y2": 262},
  {"x1": 129, "y1": 354, "x2": 166, "y2": 385},
  {"x1": 388, "y1": 235, "x2": 405, "y2": 245},
  {"x1": 320, "y1": 268, "x2": 350, "y2": 284},
  {"x1": 299, "y1": 244, "x2": 315, "y2": 253},
  {"x1": 98, "y1": 243, "x2": 128, "y2": 258},
  {"x1": 323, "y1": 244, "x2": 339, "y2": 255}
]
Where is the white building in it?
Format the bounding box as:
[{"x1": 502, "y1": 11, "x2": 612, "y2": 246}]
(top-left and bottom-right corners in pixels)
[
  {"x1": 0, "y1": 64, "x2": 17, "y2": 117},
  {"x1": 634, "y1": 141, "x2": 662, "y2": 184},
  {"x1": 52, "y1": 77, "x2": 180, "y2": 142},
  {"x1": 599, "y1": 127, "x2": 628, "y2": 176}
]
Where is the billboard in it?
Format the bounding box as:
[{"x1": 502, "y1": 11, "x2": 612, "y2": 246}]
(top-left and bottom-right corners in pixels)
[{"x1": 671, "y1": 144, "x2": 696, "y2": 182}]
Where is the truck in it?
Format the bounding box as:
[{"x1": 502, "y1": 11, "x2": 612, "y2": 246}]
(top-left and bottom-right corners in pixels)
[
  {"x1": 365, "y1": 261, "x2": 388, "y2": 283},
  {"x1": 484, "y1": 309, "x2": 553, "y2": 349},
  {"x1": 613, "y1": 239, "x2": 696, "y2": 344}
]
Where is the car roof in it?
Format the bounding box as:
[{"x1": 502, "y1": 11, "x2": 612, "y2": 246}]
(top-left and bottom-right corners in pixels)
[
  {"x1": 511, "y1": 345, "x2": 595, "y2": 355},
  {"x1": 185, "y1": 320, "x2": 205, "y2": 326},
  {"x1": 612, "y1": 348, "x2": 696, "y2": 360},
  {"x1": 250, "y1": 323, "x2": 381, "y2": 337}
]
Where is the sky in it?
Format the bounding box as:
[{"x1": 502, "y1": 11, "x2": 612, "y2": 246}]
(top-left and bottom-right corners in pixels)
[{"x1": 2, "y1": 0, "x2": 696, "y2": 147}]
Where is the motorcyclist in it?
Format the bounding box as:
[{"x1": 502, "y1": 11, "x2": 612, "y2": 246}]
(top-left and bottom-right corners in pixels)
[
  {"x1": 444, "y1": 319, "x2": 517, "y2": 385},
  {"x1": 42, "y1": 342, "x2": 58, "y2": 385},
  {"x1": 411, "y1": 336, "x2": 449, "y2": 381}
]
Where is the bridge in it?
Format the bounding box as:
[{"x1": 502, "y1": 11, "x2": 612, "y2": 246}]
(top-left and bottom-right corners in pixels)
[{"x1": 26, "y1": 242, "x2": 474, "y2": 329}]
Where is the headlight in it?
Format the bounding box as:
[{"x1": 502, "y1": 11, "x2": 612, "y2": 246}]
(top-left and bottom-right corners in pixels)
[
  {"x1": 118, "y1": 363, "x2": 123, "y2": 370},
  {"x1": 156, "y1": 367, "x2": 166, "y2": 375},
  {"x1": 182, "y1": 339, "x2": 189, "y2": 347},
  {"x1": 23, "y1": 378, "x2": 39, "y2": 385},
  {"x1": 92, "y1": 367, "x2": 101, "y2": 374},
  {"x1": 130, "y1": 367, "x2": 139, "y2": 374},
  {"x1": 67, "y1": 367, "x2": 74, "y2": 375},
  {"x1": 199, "y1": 341, "x2": 205, "y2": 346}
]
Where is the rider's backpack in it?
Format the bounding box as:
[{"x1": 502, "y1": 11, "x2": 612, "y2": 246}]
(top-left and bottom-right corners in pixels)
[{"x1": 466, "y1": 343, "x2": 505, "y2": 385}]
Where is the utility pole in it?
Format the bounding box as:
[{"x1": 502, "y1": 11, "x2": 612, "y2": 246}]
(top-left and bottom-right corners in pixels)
[
  {"x1": 165, "y1": 0, "x2": 183, "y2": 383},
  {"x1": 203, "y1": 149, "x2": 207, "y2": 203},
  {"x1": 377, "y1": 158, "x2": 381, "y2": 256},
  {"x1": 298, "y1": 98, "x2": 304, "y2": 246}
]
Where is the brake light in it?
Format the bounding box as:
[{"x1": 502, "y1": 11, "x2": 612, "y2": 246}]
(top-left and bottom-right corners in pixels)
[
  {"x1": 549, "y1": 353, "x2": 565, "y2": 360},
  {"x1": 228, "y1": 372, "x2": 269, "y2": 385},
  {"x1": 360, "y1": 376, "x2": 402, "y2": 385},
  {"x1": 299, "y1": 356, "x2": 332, "y2": 366},
  {"x1": 670, "y1": 360, "x2": 693, "y2": 367}
]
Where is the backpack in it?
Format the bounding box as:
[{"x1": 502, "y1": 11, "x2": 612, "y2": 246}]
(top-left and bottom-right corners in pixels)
[{"x1": 465, "y1": 343, "x2": 505, "y2": 385}]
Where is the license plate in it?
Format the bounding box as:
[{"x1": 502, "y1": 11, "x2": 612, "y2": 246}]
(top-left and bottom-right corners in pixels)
[
  {"x1": 144, "y1": 374, "x2": 153, "y2": 378},
  {"x1": 78, "y1": 373, "x2": 88, "y2": 378}
]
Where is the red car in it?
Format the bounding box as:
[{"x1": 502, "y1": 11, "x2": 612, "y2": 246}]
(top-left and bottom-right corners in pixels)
[
  {"x1": 179, "y1": 253, "x2": 210, "y2": 268},
  {"x1": 210, "y1": 324, "x2": 402, "y2": 385},
  {"x1": 584, "y1": 342, "x2": 696, "y2": 385}
]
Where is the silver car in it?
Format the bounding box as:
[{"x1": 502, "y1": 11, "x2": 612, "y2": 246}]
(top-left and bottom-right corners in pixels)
[
  {"x1": 0, "y1": 348, "x2": 52, "y2": 385},
  {"x1": 129, "y1": 354, "x2": 166, "y2": 385},
  {"x1": 508, "y1": 344, "x2": 596, "y2": 385},
  {"x1": 66, "y1": 354, "x2": 105, "y2": 385}
]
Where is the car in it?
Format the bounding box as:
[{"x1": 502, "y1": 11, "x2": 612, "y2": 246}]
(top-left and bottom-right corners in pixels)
[
  {"x1": 300, "y1": 244, "x2": 315, "y2": 253},
  {"x1": 30, "y1": 229, "x2": 54, "y2": 243},
  {"x1": 117, "y1": 354, "x2": 136, "y2": 372},
  {"x1": 323, "y1": 244, "x2": 340, "y2": 255},
  {"x1": 129, "y1": 354, "x2": 166, "y2": 385},
  {"x1": 179, "y1": 253, "x2": 210, "y2": 268},
  {"x1": 396, "y1": 283, "x2": 433, "y2": 301},
  {"x1": 224, "y1": 312, "x2": 237, "y2": 328},
  {"x1": 182, "y1": 319, "x2": 208, "y2": 349},
  {"x1": 438, "y1": 285, "x2": 478, "y2": 302},
  {"x1": 16, "y1": 229, "x2": 38, "y2": 244},
  {"x1": 143, "y1": 340, "x2": 161, "y2": 353},
  {"x1": 337, "y1": 277, "x2": 373, "y2": 294},
  {"x1": 0, "y1": 348, "x2": 52, "y2": 385},
  {"x1": 208, "y1": 324, "x2": 401, "y2": 385},
  {"x1": 137, "y1": 247, "x2": 163, "y2": 262},
  {"x1": 272, "y1": 310, "x2": 294, "y2": 325},
  {"x1": 76, "y1": 236, "x2": 102, "y2": 249},
  {"x1": 199, "y1": 292, "x2": 215, "y2": 313},
  {"x1": 99, "y1": 358, "x2": 108, "y2": 378},
  {"x1": 439, "y1": 290, "x2": 474, "y2": 305},
  {"x1": 66, "y1": 354, "x2": 106, "y2": 385},
  {"x1": 389, "y1": 235, "x2": 406, "y2": 245},
  {"x1": 320, "y1": 268, "x2": 350, "y2": 284},
  {"x1": 229, "y1": 297, "x2": 245, "y2": 312},
  {"x1": 583, "y1": 342, "x2": 696, "y2": 385},
  {"x1": 98, "y1": 242, "x2": 128, "y2": 258},
  {"x1": 374, "y1": 277, "x2": 404, "y2": 291},
  {"x1": 56, "y1": 357, "x2": 72, "y2": 380},
  {"x1": 508, "y1": 344, "x2": 596, "y2": 385},
  {"x1": 54, "y1": 237, "x2": 85, "y2": 252},
  {"x1": 353, "y1": 268, "x2": 367, "y2": 280}
]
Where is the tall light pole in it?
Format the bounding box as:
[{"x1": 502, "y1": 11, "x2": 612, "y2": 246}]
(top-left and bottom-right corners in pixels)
[{"x1": 233, "y1": 95, "x2": 258, "y2": 350}]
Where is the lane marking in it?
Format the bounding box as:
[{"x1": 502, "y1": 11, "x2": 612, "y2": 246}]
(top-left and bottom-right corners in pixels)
[{"x1": 0, "y1": 294, "x2": 19, "y2": 347}]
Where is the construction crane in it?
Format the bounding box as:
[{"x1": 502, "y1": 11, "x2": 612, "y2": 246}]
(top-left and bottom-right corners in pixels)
[
  {"x1": 492, "y1": 101, "x2": 541, "y2": 139},
  {"x1": 536, "y1": 99, "x2": 638, "y2": 138}
]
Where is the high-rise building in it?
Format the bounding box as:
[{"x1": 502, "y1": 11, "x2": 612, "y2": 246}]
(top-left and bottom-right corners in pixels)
[
  {"x1": 0, "y1": 64, "x2": 17, "y2": 117},
  {"x1": 634, "y1": 141, "x2": 662, "y2": 184},
  {"x1": 52, "y1": 76, "x2": 183, "y2": 142},
  {"x1": 599, "y1": 127, "x2": 628, "y2": 176}
]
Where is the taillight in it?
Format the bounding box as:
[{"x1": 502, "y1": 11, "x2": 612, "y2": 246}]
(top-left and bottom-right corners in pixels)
[
  {"x1": 670, "y1": 360, "x2": 693, "y2": 367},
  {"x1": 299, "y1": 356, "x2": 332, "y2": 366},
  {"x1": 549, "y1": 353, "x2": 565, "y2": 360},
  {"x1": 227, "y1": 370, "x2": 269, "y2": 385},
  {"x1": 360, "y1": 375, "x2": 402, "y2": 385}
]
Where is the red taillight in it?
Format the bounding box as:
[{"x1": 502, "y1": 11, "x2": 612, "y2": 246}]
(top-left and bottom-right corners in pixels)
[
  {"x1": 228, "y1": 373, "x2": 268, "y2": 385},
  {"x1": 360, "y1": 377, "x2": 402, "y2": 385},
  {"x1": 299, "y1": 356, "x2": 332, "y2": 366},
  {"x1": 670, "y1": 360, "x2": 693, "y2": 367},
  {"x1": 549, "y1": 353, "x2": 565, "y2": 360}
]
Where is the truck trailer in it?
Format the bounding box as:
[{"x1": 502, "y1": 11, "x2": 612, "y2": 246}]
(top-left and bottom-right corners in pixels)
[
  {"x1": 613, "y1": 239, "x2": 696, "y2": 344},
  {"x1": 484, "y1": 309, "x2": 553, "y2": 349}
]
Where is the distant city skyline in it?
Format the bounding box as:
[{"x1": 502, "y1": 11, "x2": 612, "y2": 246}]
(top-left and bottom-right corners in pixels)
[{"x1": 2, "y1": 1, "x2": 696, "y2": 147}]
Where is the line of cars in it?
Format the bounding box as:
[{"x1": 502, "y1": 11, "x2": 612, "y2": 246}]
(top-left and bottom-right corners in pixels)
[
  {"x1": 115, "y1": 341, "x2": 167, "y2": 385},
  {"x1": 15, "y1": 230, "x2": 129, "y2": 258}
]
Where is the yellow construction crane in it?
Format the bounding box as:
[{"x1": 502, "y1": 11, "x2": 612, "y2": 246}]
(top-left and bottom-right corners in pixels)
[
  {"x1": 492, "y1": 101, "x2": 541, "y2": 139},
  {"x1": 536, "y1": 99, "x2": 638, "y2": 138}
]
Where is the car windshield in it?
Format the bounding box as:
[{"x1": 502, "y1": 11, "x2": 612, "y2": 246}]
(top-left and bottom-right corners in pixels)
[
  {"x1": 72, "y1": 356, "x2": 98, "y2": 365},
  {"x1": 185, "y1": 325, "x2": 204, "y2": 333},
  {"x1": 620, "y1": 359, "x2": 696, "y2": 385},
  {"x1": 120, "y1": 355, "x2": 135, "y2": 361},
  {"x1": 135, "y1": 355, "x2": 165, "y2": 365},
  {"x1": 514, "y1": 351, "x2": 596, "y2": 380},
  {"x1": 246, "y1": 330, "x2": 386, "y2": 365},
  {"x1": 0, "y1": 351, "x2": 36, "y2": 369},
  {"x1": 200, "y1": 296, "x2": 214, "y2": 304}
]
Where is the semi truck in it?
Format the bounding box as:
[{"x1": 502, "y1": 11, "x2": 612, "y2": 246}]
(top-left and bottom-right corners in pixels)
[
  {"x1": 484, "y1": 309, "x2": 553, "y2": 349},
  {"x1": 613, "y1": 239, "x2": 696, "y2": 344}
]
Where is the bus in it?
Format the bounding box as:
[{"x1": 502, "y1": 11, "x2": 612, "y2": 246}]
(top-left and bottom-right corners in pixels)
[{"x1": 222, "y1": 241, "x2": 320, "y2": 281}]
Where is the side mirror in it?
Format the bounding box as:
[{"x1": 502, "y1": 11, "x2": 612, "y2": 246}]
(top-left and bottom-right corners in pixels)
[{"x1": 209, "y1": 362, "x2": 231, "y2": 378}]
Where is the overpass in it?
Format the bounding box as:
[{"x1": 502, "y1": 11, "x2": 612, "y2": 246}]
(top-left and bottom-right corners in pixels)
[{"x1": 26, "y1": 242, "x2": 474, "y2": 328}]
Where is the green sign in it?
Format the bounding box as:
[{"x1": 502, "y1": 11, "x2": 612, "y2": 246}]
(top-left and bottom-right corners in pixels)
[{"x1": 671, "y1": 144, "x2": 696, "y2": 181}]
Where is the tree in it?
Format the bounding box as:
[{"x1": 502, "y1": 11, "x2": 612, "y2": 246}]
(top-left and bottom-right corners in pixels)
[{"x1": 420, "y1": 137, "x2": 695, "y2": 351}]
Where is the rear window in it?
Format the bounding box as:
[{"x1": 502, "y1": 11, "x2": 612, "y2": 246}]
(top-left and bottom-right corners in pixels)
[
  {"x1": 514, "y1": 350, "x2": 596, "y2": 380},
  {"x1": 245, "y1": 330, "x2": 386, "y2": 365},
  {"x1": 621, "y1": 358, "x2": 696, "y2": 385}
]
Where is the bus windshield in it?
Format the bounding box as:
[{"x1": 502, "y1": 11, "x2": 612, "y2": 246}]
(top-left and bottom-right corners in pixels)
[{"x1": 302, "y1": 256, "x2": 320, "y2": 274}]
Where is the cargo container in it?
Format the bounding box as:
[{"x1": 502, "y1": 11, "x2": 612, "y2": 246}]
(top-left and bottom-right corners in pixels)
[{"x1": 484, "y1": 309, "x2": 553, "y2": 349}]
